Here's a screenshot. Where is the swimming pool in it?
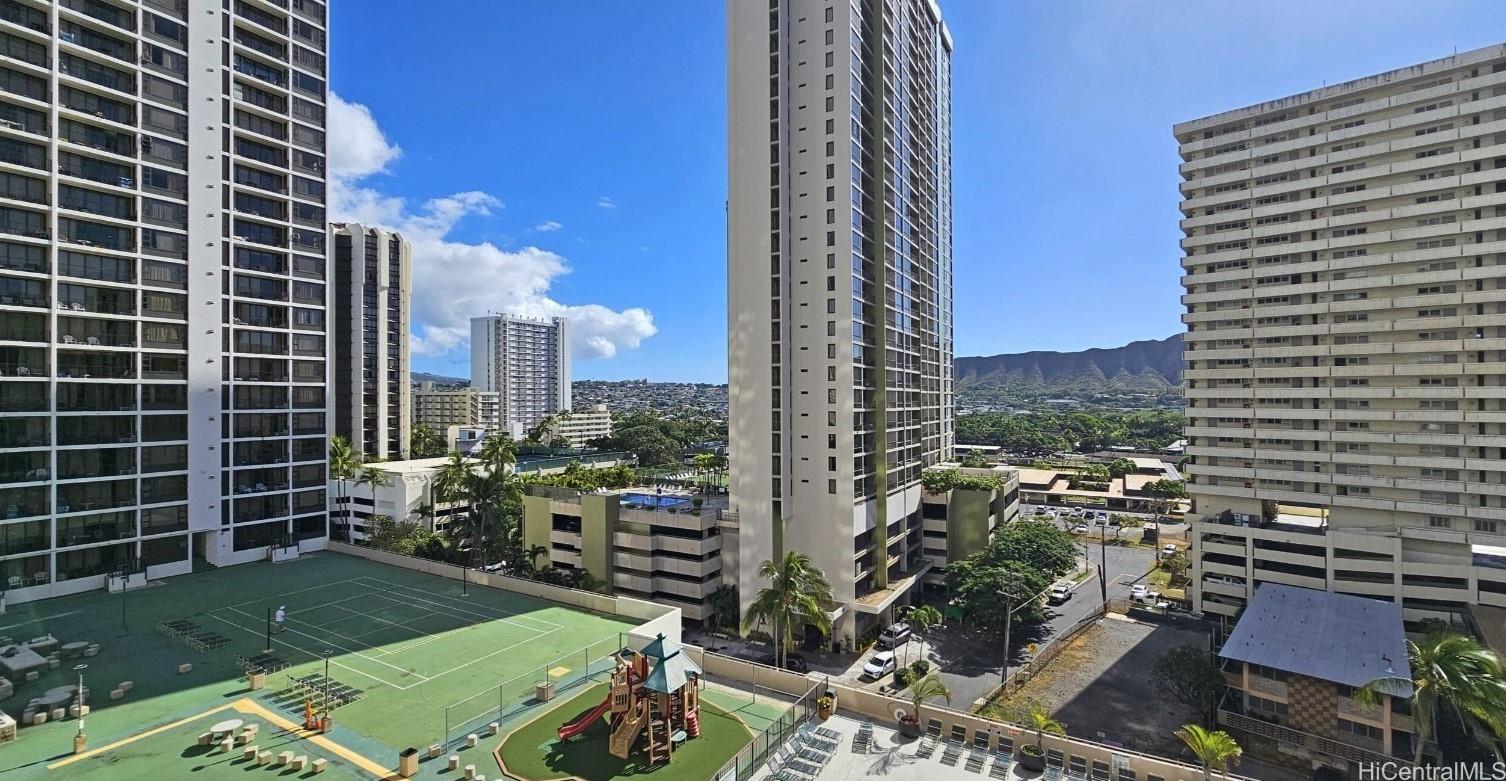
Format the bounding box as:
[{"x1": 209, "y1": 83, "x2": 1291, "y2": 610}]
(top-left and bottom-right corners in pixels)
[{"x1": 620, "y1": 492, "x2": 691, "y2": 508}]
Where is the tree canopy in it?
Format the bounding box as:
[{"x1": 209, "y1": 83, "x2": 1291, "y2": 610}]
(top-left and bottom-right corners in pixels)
[
  {"x1": 945, "y1": 520, "x2": 1077, "y2": 626},
  {"x1": 956, "y1": 409, "x2": 1182, "y2": 453}
]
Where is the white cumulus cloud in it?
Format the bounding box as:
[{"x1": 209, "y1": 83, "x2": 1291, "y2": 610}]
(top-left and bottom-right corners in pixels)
[
  {"x1": 596, "y1": 196, "x2": 616, "y2": 209},
  {"x1": 534, "y1": 220, "x2": 563, "y2": 232},
  {"x1": 328, "y1": 93, "x2": 656, "y2": 361}
]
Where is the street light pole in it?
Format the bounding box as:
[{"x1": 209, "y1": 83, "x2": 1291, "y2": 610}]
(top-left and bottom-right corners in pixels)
[
  {"x1": 72, "y1": 663, "x2": 87, "y2": 753},
  {"x1": 322, "y1": 650, "x2": 332, "y2": 732},
  {"x1": 1098, "y1": 526, "x2": 1109, "y2": 608}
]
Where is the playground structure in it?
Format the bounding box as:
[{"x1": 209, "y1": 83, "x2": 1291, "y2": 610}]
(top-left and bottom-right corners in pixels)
[{"x1": 556, "y1": 633, "x2": 702, "y2": 764}]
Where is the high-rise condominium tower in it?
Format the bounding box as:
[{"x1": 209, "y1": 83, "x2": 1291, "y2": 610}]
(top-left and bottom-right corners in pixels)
[
  {"x1": 332, "y1": 223, "x2": 410, "y2": 461},
  {"x1": 1178, "y1": 43, "x2": 1506, "y2": 625},
  {"x1": 0, "y1": 0, "x2": 331, "y2": 597},
  {"x1": 469, "y1": 315, "x2": 570, "y2": 439},
  {"x1": 727, "y1": 0, "x2": 954, "y2": 644}
]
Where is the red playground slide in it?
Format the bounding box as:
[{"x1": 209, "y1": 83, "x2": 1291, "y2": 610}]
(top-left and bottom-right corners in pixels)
[{"x1": 557, "y1": 697, "x2": 612, "y2": 740}]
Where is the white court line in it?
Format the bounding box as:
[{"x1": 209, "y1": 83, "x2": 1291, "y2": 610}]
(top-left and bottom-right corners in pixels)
[
  {"x1": 325, "y1": 602, "x2": 435, "y2": 643},
  {"x1": 362, "y1": 587, "x2": 548, "y2": 655},
  {"x1": 355, "y1": 576, "x2": 565, "y2": 632},
  {"x1": 221, "y1": 605, "x2": 430, "y2": 682},
  {"x1": 419, "y1": 625, "x2": 561, "y2": 685},
  {"x1": 202, "y1": 610, "x2": 420, "y2": 690},
  {"x1": 355, "y1": 575, "x2": 565, "y2": 630},
  {"x1": 222, "y1": 577, "x2": 366, "y2": 611}
]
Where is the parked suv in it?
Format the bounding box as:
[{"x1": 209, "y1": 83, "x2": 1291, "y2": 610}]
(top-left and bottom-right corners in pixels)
[{"x1": 876, "y1": 623, "x2": 912, "y2": 649}]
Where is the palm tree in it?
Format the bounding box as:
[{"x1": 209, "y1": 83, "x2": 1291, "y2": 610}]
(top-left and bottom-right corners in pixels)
[
  {"x1": 1175, "y1": 725, "x2": 1241, "y2": 781},
  {"x1": 1360, "y1": 629, "x2": 1506, "y2": 764},
  {"x1": 901, "y1": 604, "x2": 943, "y2": 668},
  {"x1": 327, "y1": 436, "x2": 361, "y2": 542},
  {"x1": 899, "y1": 673, "x2": 950, "y2": 735},
  {"x1": 514, "y1": 544, "x2": 549, "y2": 578},
  {"x1": 692, "y1": 452, "x2": 716, "y2": 494},
  {"x1": 743, "y1": 551, "x2": 835, "y2": 669},
  {"x1": 477, "y1": 433, "x2": 517, "y2": 476}
]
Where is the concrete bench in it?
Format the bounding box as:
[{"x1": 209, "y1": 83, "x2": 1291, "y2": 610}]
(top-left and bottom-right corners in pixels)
[
  {"x1": 242, "y1": 745, "x2": 259, "y2": 761},
  {"x1": 109, "y1": 688, "x2": 124, "y2": 701},
  {"x1": 197, "y1": 732, "x2": 213, "y2": 747},
  {"x1": 276, "y1": 750, "x2": 293, "y2": 766},
  {"x1": 118, "y1": 681, "x2": 134, "y2": 692},
  {"x1": 256, "y1": 751, "x2": 272, "y2": 766},
  {"x1": 177, "y1": 663, "x2": 192, "y2": 674},
  {"x1": 290, "y1": 755, "x2": 307, "y2": 771},
  {"x1": 447, "y1": 755, "x2": 460, "y2": 771},
  {"x1": 311, "y1": 758, "x2": 327, "y2": 774}
]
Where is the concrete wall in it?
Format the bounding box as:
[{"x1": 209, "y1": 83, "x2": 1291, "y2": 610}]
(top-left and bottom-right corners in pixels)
[
  {"x1": 686, "y1": 647, "x2": 1250, "y2": 781},
  {"x1": 522, "y1": 494, "x2": 554, "y2": 568},
  {"x1": 580, "y1": 493, "x2": 617, "y2": 591},
  {"x1": 945, "y1": 488, "x2": 994, "y2": 561},
  {"x1": 326, "y1": 543, "x2": 679, "y2": 647}
]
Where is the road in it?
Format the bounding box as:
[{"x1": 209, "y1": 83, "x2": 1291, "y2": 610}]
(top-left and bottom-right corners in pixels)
[
  {"x1": 827, "y1": 542, "x2": 1157, "y2": 710},
  {"x1": 1003, "y1": 543, "x2": 1155, "y2": 681}
]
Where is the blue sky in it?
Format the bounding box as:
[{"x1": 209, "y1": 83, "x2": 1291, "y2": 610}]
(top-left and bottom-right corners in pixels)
[{"x1": 330, "y1": 1, "x2": 1506, "y2": 383}]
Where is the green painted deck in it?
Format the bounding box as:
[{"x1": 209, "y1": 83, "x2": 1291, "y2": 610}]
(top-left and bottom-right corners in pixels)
[{"x1": 0, "y1": 552, "x2": 637, "y2": 780}]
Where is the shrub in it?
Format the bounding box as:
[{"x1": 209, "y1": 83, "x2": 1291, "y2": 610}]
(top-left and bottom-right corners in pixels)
[
  {"x1": 893, "y1": 667, "x2": 914, "y2": 689},
  {"x1": 910, "y1": 659, "x2": 931, "y2": 676}
]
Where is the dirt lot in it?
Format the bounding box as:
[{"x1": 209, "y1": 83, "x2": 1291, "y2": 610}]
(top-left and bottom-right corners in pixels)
[{"x1": 983, "y1": 614, "x2": 1211, "y2": 757}]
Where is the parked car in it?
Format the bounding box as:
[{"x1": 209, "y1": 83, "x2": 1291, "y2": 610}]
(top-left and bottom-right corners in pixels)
[
  {"x1": 1162, "y1": 544, "x2": 1179, "y2": 558},
  {"x1": 1047, "y1": 584, "x2": 1073, "y2": 605},
  {"x1": 1071, "y1": 523, "x2": 1090, "y2": 534},
  {"x1": 1131, "y1": 584, "x2": 1149, "y2": 599},
  {"x1": 876, "y1": 623, "x2": 912, "y2": 649},
  {"x1": 861, "y1": 650, "x2": 897, "y2": 680},
  {"x1": 1069, "y1": 508, "x2": 1085, "y2": 518}
]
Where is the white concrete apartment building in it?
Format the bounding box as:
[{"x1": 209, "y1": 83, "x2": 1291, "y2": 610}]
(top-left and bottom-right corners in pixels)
[
  {"x1": 469, "y1": 314, "x2": 569, "y2": 439},
  {"x1": 0, "y1": 0, "x2": 332, "y2": 600},
  {"x1": 727, "y1": 0, "x2": 955, "y2": 645},
  {"x1": 1177, "y1": 42, "x2": 1506, "y2": 626},
  {"x1": 332, "y1": 223, "x2": 410, "y2": 460}
]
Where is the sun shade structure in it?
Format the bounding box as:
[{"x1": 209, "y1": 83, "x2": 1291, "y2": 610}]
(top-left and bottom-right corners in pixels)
[{"x1": 1218, "y1": 583, "x2": 1413, "y2": 696}]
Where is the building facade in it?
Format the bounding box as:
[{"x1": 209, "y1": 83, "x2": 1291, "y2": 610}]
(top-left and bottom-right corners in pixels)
[
  {"x1": 551, "y1": 404, "x2": 612, "y2": 446},
  {"x1": 0, "y1": 0, "x2": 331, "y2": 600},
  {"x1": 727, "y1": 0, "x2": 955, "y2": 644},
  {"x1": 411, "y1": 381, "x2": 481, "y2": 432},
  {"x1": 1178, "y1": 43, "x2": 1506, "y2": 625},
  {"x1": 469, "y1": 314, "x2": 569, "y2": 439},
  {"x1": 332, "y1": 223, "x2": 410, "y2": 460},
  {"x1": 522, "y1": 486, "x2": 726, "y2": 625}
]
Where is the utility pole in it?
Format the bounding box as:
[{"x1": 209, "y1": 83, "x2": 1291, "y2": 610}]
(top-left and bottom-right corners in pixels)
[{"x1": 1099, "y1": 526, "x2": 1109, "y2": 608}]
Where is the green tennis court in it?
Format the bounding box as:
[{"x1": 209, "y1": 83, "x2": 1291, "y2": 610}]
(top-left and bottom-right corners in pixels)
[{"x1": 0, "y1": 552, "x2": 638, "y2": 780}]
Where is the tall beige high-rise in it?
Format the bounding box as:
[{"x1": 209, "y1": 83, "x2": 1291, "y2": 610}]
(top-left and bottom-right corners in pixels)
[
  {"x1": 1178, "y1": 43, "x2": 1506, "y2": 625},
  {"x1": 727, "y1": 0, "x2": 954, "y2": 645}
]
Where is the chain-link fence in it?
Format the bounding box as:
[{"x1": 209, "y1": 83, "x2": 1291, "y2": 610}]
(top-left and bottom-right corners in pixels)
[
  {"x1": 441, "y1": 632, "x2": 624, "y2": 747},
  {"x1": 711, "y1": 679, "x2": 821, "y2": 781}
]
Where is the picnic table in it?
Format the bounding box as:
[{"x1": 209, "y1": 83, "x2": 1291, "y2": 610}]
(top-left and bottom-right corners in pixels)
[
  {"x1": 0, "y1": 645, "x2": 46, "y2": 679},
  {"x1": 209, "y1": 718, "x2": 244, "y2": 739}
]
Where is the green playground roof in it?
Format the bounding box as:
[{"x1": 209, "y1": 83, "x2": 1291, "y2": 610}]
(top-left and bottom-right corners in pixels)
[
  {"x1": 641, "y1": 648, "x2": 701, "y2": 694},
  {"x1": 639, "y1": 632, "x2": 681, "y2": 660}
]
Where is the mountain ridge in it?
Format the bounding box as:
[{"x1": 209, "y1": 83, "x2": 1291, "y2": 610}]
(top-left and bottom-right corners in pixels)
[{"x1": 957, "y1": 335, "x2": 1182, "y2": 391}]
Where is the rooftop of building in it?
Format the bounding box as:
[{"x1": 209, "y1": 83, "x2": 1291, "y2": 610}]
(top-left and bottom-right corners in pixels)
[
  {"x1": 1173, "y1": 41, "x2": 1505, "y2": 133},
  {"x1": 1219, "y1": 583, "x2": 1413, "y2": 693}
]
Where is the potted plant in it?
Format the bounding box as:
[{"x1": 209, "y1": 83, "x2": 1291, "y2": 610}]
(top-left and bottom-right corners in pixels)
[
  {"x1": 897, "y1": 672, "x2": 950, "y2": 739},
  {"x1": 1018, "y1": 702, "x2": 1064, "y2": 772},
  {"x1": 817, "y1": 690, "x2": 836, "y2": 720}
]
